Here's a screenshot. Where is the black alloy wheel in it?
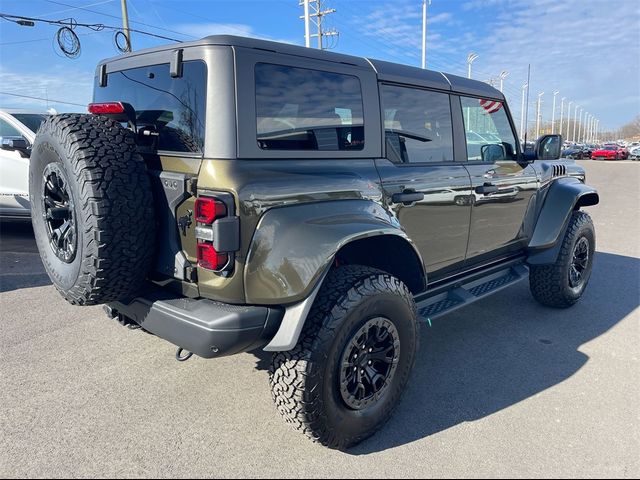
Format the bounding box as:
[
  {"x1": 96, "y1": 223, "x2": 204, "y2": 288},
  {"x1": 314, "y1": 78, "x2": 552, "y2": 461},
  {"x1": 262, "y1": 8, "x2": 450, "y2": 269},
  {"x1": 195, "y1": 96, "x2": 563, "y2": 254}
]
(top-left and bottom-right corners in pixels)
[
  {"x1": 42, "y1": 163, "x2": 77, "y2": 263},
  {"x1": 339, "y1": 317, "x2": 401, "y2": 410},
  {"x1": 569, "y1": 236, "x2": 590, "y2": 291}
]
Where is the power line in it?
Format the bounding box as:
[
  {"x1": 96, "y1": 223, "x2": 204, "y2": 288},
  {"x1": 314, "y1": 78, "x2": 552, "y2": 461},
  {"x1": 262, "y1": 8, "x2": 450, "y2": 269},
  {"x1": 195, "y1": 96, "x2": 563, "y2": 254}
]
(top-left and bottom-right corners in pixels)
[
  {"x1": 41, "y1": 0, "x2": 115, "y2": 18},
  {"x1": 0, "y1": 11, "x2": 182, "y2": 42},
  {"x1": 44, "y1": 0, "x2": 195, "y2": 39},
  {"x1": 0, "y1": 28, "x2": 106, "y2": 46},
  {"x1": 0, "y1": 91, "x2": 87, "y2": 107}
]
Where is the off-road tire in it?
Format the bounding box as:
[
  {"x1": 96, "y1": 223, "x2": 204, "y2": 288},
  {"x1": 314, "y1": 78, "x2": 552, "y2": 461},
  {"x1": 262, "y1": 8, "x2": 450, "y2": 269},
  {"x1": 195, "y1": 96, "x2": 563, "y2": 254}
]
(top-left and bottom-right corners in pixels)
[
  {"x1": 29, "y1": 114, "x2": 155, "y2": 305},
  {"x1": 269, "y1": 265, "x2": 419, "y2": 450},
  {"x1": 529, "y1": 211, "x2": 595, "y2": 308}
]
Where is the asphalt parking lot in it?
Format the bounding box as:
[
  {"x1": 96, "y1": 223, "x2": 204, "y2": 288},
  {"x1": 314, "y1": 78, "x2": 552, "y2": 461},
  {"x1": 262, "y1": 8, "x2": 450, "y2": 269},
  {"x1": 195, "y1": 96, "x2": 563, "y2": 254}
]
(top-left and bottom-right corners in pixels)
[{"x1": 1, "y1": 160, "x2": 638, "y2": 478}]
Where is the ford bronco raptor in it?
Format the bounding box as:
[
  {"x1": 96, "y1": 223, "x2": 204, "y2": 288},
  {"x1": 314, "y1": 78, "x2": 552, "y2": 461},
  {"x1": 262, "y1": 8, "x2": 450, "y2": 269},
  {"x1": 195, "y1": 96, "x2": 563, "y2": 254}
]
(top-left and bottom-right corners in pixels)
[{"x1": 29, "y1": 36, "x2": 599, "y2": 450}]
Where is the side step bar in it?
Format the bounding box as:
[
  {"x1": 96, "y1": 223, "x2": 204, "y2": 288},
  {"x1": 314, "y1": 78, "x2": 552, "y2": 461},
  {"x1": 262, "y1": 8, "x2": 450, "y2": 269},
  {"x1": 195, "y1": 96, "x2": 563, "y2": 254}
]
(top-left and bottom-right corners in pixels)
[{"x1": 416, "y1": 264, "x2": 529, "y2": 321}]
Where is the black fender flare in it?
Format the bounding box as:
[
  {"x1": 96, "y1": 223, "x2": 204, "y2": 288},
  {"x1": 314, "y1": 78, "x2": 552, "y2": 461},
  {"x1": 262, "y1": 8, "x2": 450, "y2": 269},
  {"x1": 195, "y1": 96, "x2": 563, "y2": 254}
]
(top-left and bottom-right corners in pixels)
[{"x1": 527, "y1": 177, "x2": 598, "y2": 265}]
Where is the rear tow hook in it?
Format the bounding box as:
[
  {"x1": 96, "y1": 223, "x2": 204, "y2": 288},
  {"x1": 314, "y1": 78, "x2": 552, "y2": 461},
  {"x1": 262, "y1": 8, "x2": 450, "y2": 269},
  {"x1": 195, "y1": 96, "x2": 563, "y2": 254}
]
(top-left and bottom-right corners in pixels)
[{"x1": 175, "y1": 347, "x2": 193, "y2": 362}]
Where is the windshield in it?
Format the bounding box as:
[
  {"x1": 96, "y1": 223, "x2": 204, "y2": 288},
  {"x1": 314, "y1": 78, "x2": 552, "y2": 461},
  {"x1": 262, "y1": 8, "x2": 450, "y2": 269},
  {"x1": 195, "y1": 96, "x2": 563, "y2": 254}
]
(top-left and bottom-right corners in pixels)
[
  {"x1": 12, "y1": 113, "x2": 47, "y2": 134},
  {"x1": 603, "y1": 146, "x2": 617, "y2": 150}
]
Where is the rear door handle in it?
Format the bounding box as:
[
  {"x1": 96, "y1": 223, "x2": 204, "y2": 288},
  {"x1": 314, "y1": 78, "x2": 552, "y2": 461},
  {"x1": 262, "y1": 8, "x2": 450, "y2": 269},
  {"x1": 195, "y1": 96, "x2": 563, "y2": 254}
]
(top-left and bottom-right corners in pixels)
[
  {"x1": 391, "y1": 192, "x2": 424, "y2": 204},
  {"x1": 475, "y1": 184, "x2": 499, "y2": 195}
]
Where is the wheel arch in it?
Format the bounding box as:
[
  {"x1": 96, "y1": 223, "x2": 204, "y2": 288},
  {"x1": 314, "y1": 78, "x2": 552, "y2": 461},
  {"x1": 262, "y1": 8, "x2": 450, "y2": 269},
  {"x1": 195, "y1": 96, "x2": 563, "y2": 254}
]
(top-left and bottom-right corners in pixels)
[
  {"x1": 527, "y1": 177, "x2": 598, "y2": 265},
  {"x1": 244, "y1": 199, "x2": 427, "y2": 352}
]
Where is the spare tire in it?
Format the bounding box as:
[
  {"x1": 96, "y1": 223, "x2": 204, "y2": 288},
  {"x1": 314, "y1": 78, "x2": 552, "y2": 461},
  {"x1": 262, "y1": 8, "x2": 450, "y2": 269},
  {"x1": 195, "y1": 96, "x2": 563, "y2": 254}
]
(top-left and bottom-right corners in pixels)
[{"x1": 29, "y1": 114, "x2": 155, "y2": 305}]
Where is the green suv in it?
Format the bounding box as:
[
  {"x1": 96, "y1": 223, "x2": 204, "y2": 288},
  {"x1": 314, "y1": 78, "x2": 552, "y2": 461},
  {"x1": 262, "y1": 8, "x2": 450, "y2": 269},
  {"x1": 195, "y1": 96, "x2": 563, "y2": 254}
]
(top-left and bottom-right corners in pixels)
[{"x1": 28, "y1": 36, "x2": 598, "y2": 450}]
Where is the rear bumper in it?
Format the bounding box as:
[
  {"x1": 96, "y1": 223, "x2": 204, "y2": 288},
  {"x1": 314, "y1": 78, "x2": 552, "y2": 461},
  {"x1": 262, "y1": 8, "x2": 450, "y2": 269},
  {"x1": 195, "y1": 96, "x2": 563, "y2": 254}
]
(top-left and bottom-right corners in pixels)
[{"x1": 106, "y1": 290, "x2": 284, "y2": 358}]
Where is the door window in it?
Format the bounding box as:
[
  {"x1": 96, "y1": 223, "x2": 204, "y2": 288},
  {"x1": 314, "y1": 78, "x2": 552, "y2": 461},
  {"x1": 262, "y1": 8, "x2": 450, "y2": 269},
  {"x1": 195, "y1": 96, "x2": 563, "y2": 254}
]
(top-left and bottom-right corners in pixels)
[
  {"x1": 460, "y1": 96, "x2": 518, "y2": 162},
  {"x1": 380, "y1": 84, "x2": 454, "y2": 163}
]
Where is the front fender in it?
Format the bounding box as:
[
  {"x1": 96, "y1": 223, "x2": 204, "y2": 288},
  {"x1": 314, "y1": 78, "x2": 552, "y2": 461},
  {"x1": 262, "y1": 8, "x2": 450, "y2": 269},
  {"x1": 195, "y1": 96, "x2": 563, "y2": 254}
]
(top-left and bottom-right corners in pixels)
[
  {"x1": 527, "y1": 177, "x2": 598, "y2": 264},
  {"x1": 244, "y1": 199, "x2": 421, "y2": 305}
]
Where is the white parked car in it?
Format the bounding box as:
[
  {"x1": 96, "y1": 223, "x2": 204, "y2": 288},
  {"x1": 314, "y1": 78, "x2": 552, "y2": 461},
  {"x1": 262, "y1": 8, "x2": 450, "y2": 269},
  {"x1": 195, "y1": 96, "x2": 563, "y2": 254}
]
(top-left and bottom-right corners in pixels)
[
  {"x1": 0, "y1": 109, "x2": 49, "y2": 218},
  {"x1": 629, "y1": 145, "x2": 640, "y2": 160}
]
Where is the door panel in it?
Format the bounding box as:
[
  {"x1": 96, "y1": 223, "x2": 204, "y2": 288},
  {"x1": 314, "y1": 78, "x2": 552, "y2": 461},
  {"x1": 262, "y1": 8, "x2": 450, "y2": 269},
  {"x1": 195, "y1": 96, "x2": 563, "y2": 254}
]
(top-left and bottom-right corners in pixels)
[
  {"x1": 457, "y1": 95, "x2": 539, "y2": 265},
  {"x1": 376, "y1": 159, "x2": 472, "y2": 277},
  {"x1": 464, "y1": 161, "x2": 538, "y2": 264}
]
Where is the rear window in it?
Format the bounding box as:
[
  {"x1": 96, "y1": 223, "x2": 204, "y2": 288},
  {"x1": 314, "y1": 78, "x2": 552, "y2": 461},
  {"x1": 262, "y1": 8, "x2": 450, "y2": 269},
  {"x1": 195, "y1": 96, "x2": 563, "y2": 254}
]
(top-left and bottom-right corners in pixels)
[
  {"x1": 255, "y1": 63, "x2": 364, "y2": 151},
  {"x1": 94, "y1": 61, "x2": 206, "y2": 154}
]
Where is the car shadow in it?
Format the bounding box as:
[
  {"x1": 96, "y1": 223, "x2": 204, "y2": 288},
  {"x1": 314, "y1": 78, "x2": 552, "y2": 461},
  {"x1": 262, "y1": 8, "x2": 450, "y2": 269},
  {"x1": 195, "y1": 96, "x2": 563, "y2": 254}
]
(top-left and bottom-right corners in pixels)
[
  {"x1": 0, "y1": 219, "x2": 51, "y2": 293},
  {"x1": 248, "y1": 251, "x2": 638, "y2": 454}
]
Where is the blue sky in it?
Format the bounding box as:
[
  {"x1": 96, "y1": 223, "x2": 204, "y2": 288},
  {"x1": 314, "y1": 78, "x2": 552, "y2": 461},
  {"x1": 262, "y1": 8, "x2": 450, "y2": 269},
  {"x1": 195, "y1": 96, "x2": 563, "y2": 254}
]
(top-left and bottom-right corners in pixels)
[{"x1": 1, "y1": 0, "x2": 638, "y2": 132}]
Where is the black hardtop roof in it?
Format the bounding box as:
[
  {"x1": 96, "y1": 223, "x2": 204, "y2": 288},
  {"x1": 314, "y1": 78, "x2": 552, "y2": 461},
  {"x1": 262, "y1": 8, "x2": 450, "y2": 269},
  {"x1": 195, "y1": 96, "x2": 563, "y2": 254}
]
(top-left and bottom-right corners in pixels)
[{"x1": 99, "y1": 34, "x2": 504, "y2": 100}]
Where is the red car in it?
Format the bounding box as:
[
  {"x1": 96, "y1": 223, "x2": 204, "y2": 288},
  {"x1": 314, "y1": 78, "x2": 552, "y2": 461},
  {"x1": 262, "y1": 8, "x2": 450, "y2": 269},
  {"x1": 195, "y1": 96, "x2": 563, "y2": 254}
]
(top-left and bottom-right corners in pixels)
[
  {"x1": 591, "y1": 145, "x2": 621, "y2": 160},
  {"x1": 618, "y1": 145, "x2": 629, "y2": 159}
]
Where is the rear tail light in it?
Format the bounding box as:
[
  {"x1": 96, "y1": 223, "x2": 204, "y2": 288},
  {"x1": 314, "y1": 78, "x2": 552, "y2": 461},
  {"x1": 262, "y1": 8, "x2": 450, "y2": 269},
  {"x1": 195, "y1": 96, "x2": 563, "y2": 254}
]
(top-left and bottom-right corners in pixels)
[
  {"x1": 197, "y1": 243, "x2": 229, "y2": 271},
  {"x1": 195, "y1": 197, "x2": 227, "y2": 224},
  {"x1": 195, "y1": 195, "x2": 235, "y2": 272},
  {"x1": 88, "y1": 102, "x2": 125, "y2": 114}
]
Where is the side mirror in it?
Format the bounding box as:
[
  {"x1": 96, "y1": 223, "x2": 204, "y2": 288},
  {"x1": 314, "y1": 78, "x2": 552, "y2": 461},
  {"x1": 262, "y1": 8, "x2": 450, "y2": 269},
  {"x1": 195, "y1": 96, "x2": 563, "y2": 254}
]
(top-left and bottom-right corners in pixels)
[
  {"x1": 481, "y1": 143, "x2": 506, "y2": 163},
  {"x1": 535, "y1": 134, "x2": 562, "y2": 160},
  {"x1": 0, "y1": 136, "x2": 30, "y2": 157}
]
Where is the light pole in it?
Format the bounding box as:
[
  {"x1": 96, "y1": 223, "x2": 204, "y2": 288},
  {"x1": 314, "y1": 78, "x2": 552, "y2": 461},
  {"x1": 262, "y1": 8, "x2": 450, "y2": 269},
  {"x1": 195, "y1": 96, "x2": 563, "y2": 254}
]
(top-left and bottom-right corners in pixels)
[
  {"x1": 467, "y1": 53, "x2": 479, "y2": 79},
  {"x1": 559, "y1": 97, "x2": 566, "y2": 138},
  {"x1": 303, "y1": 0, "x2": 310, "y2": 47},
  {"x1": 421, "y1": 0, "x2": 431, "y2": 69},
  {"x1": 535, "y1": 92, "x2": 544, "y2": 139},
  {"x1": 498, "y1": 70, "x2": 509, "y2": 93},
  {"x1": 573, "y1": 105, "x2": 580, "y2": 142},
  {"x1": 520, "y1": 82, "x2": 528, "y2": 140},
  {"x1": 566, "y1": 101, "x2": 573, "y2": 141},
  {"x1": 551, "y1": 90, "x2": 559, "y2": 134},
  {"x1": 578, "y1": 110, "x2": 584, "y2": 143}
]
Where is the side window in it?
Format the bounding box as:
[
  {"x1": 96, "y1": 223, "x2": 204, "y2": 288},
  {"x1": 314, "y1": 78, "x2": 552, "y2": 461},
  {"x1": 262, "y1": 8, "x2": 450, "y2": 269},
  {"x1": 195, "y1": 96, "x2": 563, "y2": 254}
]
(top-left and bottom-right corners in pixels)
[
  {"x1": 255, "y1": 63, "x2": 364, "y2": 151},
  {"x1": 380, "y1": 84, "x2": 454, "y2": 163},
  {"x1": 94, "y1": 61, "x2": 207, "y2": 153},
  {"x1": 0, "y1": 119, "x2": 22, "y2": 138},
  {"x1": 460, "y1": 96, "x2": 518, "y2": 162}
]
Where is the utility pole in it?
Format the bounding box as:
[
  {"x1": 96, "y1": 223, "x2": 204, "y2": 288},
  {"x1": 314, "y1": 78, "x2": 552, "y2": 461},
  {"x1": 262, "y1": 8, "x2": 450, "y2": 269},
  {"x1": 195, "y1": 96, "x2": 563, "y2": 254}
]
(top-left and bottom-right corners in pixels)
[
  {"x1": 120, "y1": 0, "x2": 132, "y2": 51},
  {"x1": 535, "y1": 92, "x2": 544, "y2": 139},
  {"x1": 520, "y1": 82, "x2": 528, "y2": 140},
  {"x1": 421, "y1": 0, "x2": 431, "y2": 69},
  {"x1": 551, "y1": 91, "x2": 559, "y2": 134},
  {"x1": 559, "y1": 97, "x2": 566, "y2": 138},
  {"x1": 300, "y1": 0, "x2": 338, "y2": 50}
]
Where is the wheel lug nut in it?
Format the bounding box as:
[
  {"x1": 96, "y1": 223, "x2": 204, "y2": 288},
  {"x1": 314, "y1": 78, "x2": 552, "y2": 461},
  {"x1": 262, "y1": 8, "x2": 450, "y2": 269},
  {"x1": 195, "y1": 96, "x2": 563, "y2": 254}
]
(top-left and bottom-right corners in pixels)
[
  {"x1": 368, "y1": 348, "x2": 372, "y2": 353},
  {"x1": 368, "y1": 360, "x2": 372, "y2": 365}
]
